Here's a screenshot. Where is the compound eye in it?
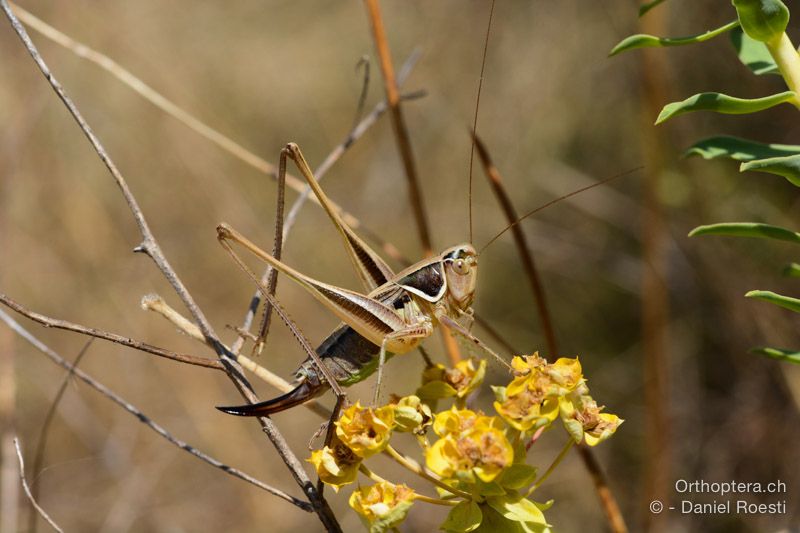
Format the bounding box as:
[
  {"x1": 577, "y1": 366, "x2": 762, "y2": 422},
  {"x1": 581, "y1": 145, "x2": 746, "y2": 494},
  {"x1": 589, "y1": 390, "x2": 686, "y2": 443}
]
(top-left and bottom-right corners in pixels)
[{"x1": 452, "y1": 259, "x2": 470, "y2": 275}]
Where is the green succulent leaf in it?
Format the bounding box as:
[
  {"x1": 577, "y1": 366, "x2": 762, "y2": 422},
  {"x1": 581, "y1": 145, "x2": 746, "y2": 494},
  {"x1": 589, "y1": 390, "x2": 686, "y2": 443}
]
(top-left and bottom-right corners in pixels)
[
  {"x1": 730, "y1": 26, "x2": 780, "y2": 74},
  {"x1": 751, "y1": 346, "x2": 800, "y2": 364},
  {"x1": 740, "y1": 154, "x2": 800, "y2": 186},
  {"x1": 639, "y1": 0, "x2": 668, "y2": 17},
  {"x1": 745, "y1": 290, "x2": 800, "y2": 313},
  {"x1": 784, "y1": 262, "x2": 800, "y2": 277},
  {"x1": 656, "y1": 91, "x2": 796, "y2": 124},
  {"x1": 732, "y1": 0, "x2": 790, "y2": 43},
  {"x1": 487, "y1": 493, "x2": 550, "y2": 531},
  {"x1": 688, "y1": 222, "x2": 800, "y2": 243},
  {"x1": 609, "y1": 20, "x2": 739, "y2": 56},
  {"x1": 442, "y1": 501, "x2": 483, "y2": 533},
  {"x1": 684, "y1": 136, "x2": 800, "y2": 161}
]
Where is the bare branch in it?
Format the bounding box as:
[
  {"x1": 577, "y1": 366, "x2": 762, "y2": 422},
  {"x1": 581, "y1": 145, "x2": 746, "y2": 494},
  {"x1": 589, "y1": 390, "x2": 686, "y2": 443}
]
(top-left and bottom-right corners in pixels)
[
  {"x1": 11, "y1": 1, "x2": 411, "y2": 270},
  {"x1": 1, "y1": 310, "x2": 312, "y2": 512},
  {"x1": 1, "y1": 4, "x2": 339, "y2": 528},
  {"x1": 14, "y1": 437, "x2": 63, "y2": 533},
  {"x1": 0, "y1": 294, "x2": 223, "y2": 370}
]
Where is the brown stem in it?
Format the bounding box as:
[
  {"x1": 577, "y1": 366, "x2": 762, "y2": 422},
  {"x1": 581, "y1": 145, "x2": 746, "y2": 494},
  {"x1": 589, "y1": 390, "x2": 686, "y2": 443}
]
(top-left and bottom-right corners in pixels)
[
  {"x1": 363, "y1": 0, "x2": 432, "y2": 256},
  {"x1": 231, "y1": 53, "x2": 423, "y2": 355},
  {"x1": 473, "y1": 135, "x2": 559, "y2": 359},
  {"x1": 472, "y1": 136, "x2": 628, "y2": 532},
  {"x1": 639, "y1": 6, "x2": 671, "y2": 533}
]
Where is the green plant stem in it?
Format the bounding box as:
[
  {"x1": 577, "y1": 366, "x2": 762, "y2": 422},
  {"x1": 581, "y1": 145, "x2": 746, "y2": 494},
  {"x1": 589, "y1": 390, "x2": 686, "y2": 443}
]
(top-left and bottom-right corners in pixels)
[
  {"x1": 527, "y1": 438, "x2": 575, "y2": 496},
  {"x1": 384, "y1": 445, "x2": 472, "y2": 499},
  {"x1": 767, "y1": 32, "x2": 800, "y2": 108}
]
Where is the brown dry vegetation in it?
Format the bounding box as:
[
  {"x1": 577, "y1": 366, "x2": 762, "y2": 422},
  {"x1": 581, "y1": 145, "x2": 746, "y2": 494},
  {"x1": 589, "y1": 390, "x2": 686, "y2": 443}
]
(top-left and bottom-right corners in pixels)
[{"x1": 2, "y1": 1, "x2": 800, "y2": 532}]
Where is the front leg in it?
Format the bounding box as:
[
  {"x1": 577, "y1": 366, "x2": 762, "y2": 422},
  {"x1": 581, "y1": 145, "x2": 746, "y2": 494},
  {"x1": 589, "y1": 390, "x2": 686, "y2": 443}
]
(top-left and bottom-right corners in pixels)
[{"x1": 373, "y1": 321, "x2": 433, "y2": 406}]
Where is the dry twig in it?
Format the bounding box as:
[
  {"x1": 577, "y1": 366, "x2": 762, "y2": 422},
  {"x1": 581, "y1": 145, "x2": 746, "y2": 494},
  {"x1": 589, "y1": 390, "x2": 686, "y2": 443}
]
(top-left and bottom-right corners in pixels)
[
  {"x1": 1, "y1": 3, "x2": 339, "y2": 528},
  {"x1": 1, "y1": 309, "x2": 311, "y2": 511},
  {"x1": 473, "y1": 137, "x2": 628, "y2": 532},
  {"x1": 13, "y1": 437, "x2": 63, "y2": 533}
]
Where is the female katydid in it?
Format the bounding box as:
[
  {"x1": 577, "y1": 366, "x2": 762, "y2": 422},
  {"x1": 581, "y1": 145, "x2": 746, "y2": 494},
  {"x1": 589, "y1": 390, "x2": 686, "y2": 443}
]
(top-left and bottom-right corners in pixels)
[{"x1": 216, "y1": 142, "x2": 510, "y2": 417}]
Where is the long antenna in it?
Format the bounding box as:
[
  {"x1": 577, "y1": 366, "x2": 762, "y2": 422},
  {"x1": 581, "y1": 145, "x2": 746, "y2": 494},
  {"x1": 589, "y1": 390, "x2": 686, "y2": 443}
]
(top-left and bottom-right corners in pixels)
[
  {"x1": 468, "y1": 0, "x2": 496, "y2": 244},
  {"x1": 478, "y1": 166, "x2": 643, "y2": 254}
]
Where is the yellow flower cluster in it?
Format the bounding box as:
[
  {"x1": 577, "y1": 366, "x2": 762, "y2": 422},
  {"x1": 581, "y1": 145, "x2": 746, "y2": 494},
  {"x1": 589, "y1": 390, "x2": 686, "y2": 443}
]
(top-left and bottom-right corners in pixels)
[
  {"x1": 306, "y1": 353, "x2": 620, "y2": 531},
  {"x1": 492, "y1": 354, "x2": 622, "y2": 445},
  {"x1": 426, "y1": 407, "x2": 514, "y2": 484}
]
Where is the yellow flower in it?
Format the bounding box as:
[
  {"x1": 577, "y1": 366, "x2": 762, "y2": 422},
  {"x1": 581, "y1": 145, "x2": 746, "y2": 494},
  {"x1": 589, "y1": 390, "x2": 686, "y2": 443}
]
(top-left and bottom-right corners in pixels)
[
  {"x1": 388, "y1": 395, "x2": 432, "y2": 434},
  {"x1": 336, "y1": 402, "x2": 395, "y2": 458},
  {"x1": 559, "y1": 394, "x2": 623, "y2": 447},
  {"x1": 307, "y1": 435, "x2": 361, "y2": 492},
  {"x1": 547, "y1": 357, "x2": 583, "y2": 392},
  {"x1": 426, "y1": 412, "x2": 514, "y2": 483},
  {"x1": 506, "y1": 354, "x2": 584, "y2": 398},
  {"x1": 493, "y1": 384, "x2": 559, "y2": 433},
  {"x1": 417, "y1": 358, "x2": 487, "y2": 400},
  {"x1": 432, "y1": 406, "x2": 502, "y2": 438},
  {"x1": 349, "y1": 482, "x2": 416, "y2": 532}
]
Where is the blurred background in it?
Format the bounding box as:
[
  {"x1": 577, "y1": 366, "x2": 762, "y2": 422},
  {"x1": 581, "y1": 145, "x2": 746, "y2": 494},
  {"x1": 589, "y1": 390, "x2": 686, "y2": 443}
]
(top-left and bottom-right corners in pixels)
[{"x1": 1, "y1": 1, "x2": 799, "y2": 531}]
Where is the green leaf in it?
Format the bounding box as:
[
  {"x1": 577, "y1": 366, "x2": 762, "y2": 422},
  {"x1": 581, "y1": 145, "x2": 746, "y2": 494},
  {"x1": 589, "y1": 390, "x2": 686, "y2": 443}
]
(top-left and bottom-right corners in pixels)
[
  {"x1": 655, "y1": 91, "x2": 796, "y2": 124},
  {"x1": 473, "y1": 478, "x2": 508, "y2": 496},
  {"x1": 751, "y1": 346, "x2": 800, "y2": 364},
  {"x1": 609, "y1": 20, "x2": 739, "y2": 56},
  {"x1": 639, "y1": 0, "x2": 667, "y2": 17},
  {"x1": 474, "y1": 505, "x2": 526, "y2": 533},
  {"x1": 684, "y1": 136, "x2": 800, "y2": 161},
  {"x1": 688, "y1": 222, "x2": 800, "y2": 243},
  {"x1": 732, "y1": 0, "x2": 790, "y2": 42},
  {"x1": 730, "y1": 26, "x2": 780, "y2": 75},
  {"x1": 442, "y1": 501, "x2": 483, "y2": 533},
  {"x1": 745, "y1": 290, "x2": 800, "y2": 313},
  {"x1": 740, "y1": 154, "x2": 800, "y2": 186},
  {"x1": 488, "y1": 494, "x2": 550, "y2": 532},
  {"x1": 783, "y1": 263, "x2": 800, "y2": 277},
  {"x1": 498, "y1": 464, "x2": 538, "y2": 490}
]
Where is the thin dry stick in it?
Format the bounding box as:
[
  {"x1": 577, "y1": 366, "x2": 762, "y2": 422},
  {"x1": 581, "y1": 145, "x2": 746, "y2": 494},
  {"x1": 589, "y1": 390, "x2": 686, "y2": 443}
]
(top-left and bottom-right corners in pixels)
[
  {"x1": 474, "y1": 139, "x2": 629, "y2": 532},
  {"x1": 363, "y1": 0, "x2": 469, "y2": 368},
  {"x1": 230, "y1": 52, "x2": 422, "y2": 357},
  {"x1": 473, "y1": 135, "x2": 558, "y2": 358},
  {"x1": 1, "y1": 310, "x2": 312, "y2": 512},
  {"x1": 363, "y1": 0, "x2": 432, "y2": 255},
  {"x1": 11, "y1": 1, "x2": 403, "y2": 270},
  {"x1": 13, "y1": 438, "x2": 63, "y2": 533},
  {"x1": 28, "y1": 339, "x2": 93, "y2": 533},
  {"x1": 0, "y1": 294, "x2": 222, "y2": 370},
  {"x1": 1, "y1": 5, "x2": 339, "y2": 528},
  {"x1": 639, "y1": 6, "x2": 671, "y2": 533}
]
